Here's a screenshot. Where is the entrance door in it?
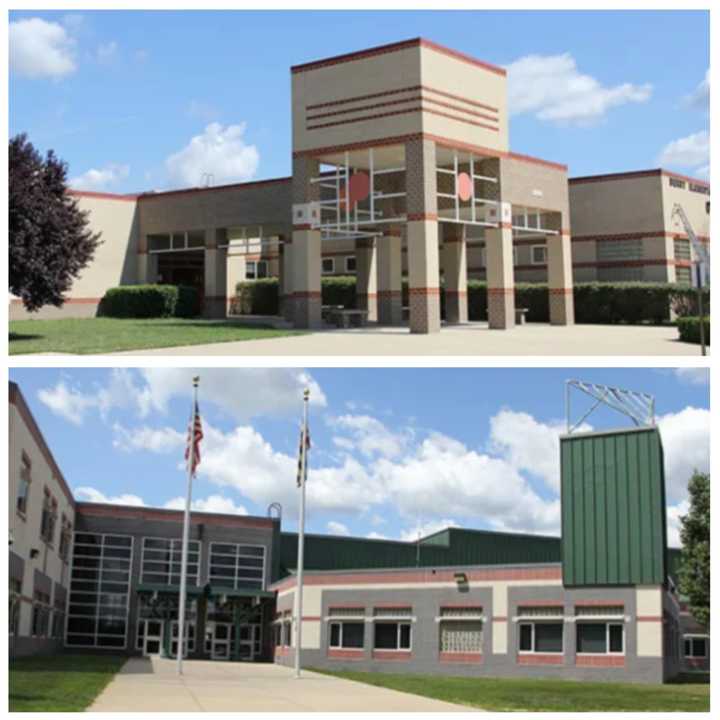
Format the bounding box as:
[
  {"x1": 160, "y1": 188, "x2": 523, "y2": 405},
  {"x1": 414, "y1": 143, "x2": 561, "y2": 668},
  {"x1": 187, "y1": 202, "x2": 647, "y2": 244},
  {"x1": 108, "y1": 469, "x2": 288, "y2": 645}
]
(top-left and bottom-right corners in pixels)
[
  {"x1": 237, "y1": 624, "x2": 261, "y2": 661},
  {"x1": 142, "y1": 620, "x2": 163, "y2": 657},
  {"x1": 169, "y1": 621, "x2": 193, "y2": 659},
  {"x1": 211, "y1": 622, "x2": 232, "y2": 660}
]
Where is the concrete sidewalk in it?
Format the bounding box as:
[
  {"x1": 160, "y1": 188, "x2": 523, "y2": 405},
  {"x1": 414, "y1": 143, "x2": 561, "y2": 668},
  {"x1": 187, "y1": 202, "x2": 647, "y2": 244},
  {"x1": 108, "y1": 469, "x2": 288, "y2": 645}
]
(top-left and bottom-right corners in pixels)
[
  {"x1": 112, "y1": 322, "x2": 704, "y2": 357},
  {"x1": 88, "y1": 657, "x2": 475, "y2": 712}
]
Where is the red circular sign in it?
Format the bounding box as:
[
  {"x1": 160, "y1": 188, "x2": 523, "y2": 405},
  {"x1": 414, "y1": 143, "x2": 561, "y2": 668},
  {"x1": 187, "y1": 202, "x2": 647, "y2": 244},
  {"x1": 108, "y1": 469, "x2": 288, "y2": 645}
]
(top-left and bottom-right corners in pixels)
[
  {"x1": 457, "y1": 172, "x2": 473, "y2": 202},
  {"x1": 348, "y1": 172, "x2": 370, "y2": 205}
]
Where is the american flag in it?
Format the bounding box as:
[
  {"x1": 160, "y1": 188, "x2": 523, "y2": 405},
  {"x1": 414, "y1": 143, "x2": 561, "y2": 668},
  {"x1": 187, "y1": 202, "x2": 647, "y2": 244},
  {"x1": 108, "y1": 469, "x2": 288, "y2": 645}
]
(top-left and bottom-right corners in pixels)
[
  {"x1": 185, "y1": 400, "x2": 204, "y2": 475},
  {"x1": 296, "y1": 422, "x2": 311, "y2": 488}
]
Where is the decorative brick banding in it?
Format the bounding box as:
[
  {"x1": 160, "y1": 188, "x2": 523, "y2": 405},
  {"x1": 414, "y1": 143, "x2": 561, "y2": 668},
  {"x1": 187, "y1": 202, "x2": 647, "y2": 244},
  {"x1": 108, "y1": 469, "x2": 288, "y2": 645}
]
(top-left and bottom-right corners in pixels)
[
  {"x1": 328, "y1": 649, "x2": 364, "y2": 660},
  {"x1": 439, "y1": 652, "x2": 483, "y2": 663},
  {"x1": 372, "y1": 651, "x2": 412, "y2": 661},
  {"x1": 518, "y1": 654, "x2": 563, "y2": 666},
  {"x1": 576, "y1": 655, "x2": 625, "y2": 667}
]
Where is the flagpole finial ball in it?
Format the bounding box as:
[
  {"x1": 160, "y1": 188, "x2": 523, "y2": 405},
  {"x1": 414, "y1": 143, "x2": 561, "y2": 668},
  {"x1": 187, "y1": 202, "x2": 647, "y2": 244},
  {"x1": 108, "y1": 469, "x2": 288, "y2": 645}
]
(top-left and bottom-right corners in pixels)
[
  {"x1": 193, "y1": 376, "x2": 200, "y2": 387},
  {"x1": 303, "y1": 388, "x2": 310, "y2": 401}
]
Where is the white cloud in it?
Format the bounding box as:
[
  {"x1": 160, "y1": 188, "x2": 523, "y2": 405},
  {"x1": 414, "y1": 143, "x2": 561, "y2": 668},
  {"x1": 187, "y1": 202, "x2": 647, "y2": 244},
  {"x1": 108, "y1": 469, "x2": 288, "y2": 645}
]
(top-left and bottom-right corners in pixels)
[
  {"x1": 657, "y1": 407, "x2": 710, "y2": 504},
  {"x1": 399, "y1": 518, "x2": 458, "y2": 543},
  {"x1": 330, "y1": 414, "x2": 408, "y2": 459},
  {"x1": 134, "y1": 368, "x2": 326, "y2": 420},
  {"x1": 657, "y1": 130, "x2": 709, "y2": 170},
  {"x1": 69, "y1": 163, "x2": 129, "y2": 191},
  {"x1": 506, "y1": 53, "x2": 652, "y2": 125},
  {"x1": 667, "y1": 499, "x2": 690, "y2": 548},
  {"x1": 74, "y1": 486, "x2": 145, "y2": 506},
  {"x1": 112, "y1": 423, "x2": 184, "y2": 453},
  {"x1": 366, "y1": 531, "x2": 388, "y2": 540},
  {"x1": 37, "y1": 381, "x2": 97, "y2": 425},
  {"x1": 673, "y1": 368, "x2": 710, "y2": 386},
  {"x1": 10, "y1": 17, "x2": 77, "y2": 78},
  {"x1": 165, "y1": 122, "x2": 259, "y2": 188},
  {"x1": 684, "y1": 69, "x2": 709, "y2": 110},
  {"x1": 96, "y1": 41, "x2": 118, "y2": 63},
  {"x1": 163, "y1": 494, "x2": 248, "y2": 515},
  {"x1": 326, "y1": 521, "x2": 350, "y2": 536}
]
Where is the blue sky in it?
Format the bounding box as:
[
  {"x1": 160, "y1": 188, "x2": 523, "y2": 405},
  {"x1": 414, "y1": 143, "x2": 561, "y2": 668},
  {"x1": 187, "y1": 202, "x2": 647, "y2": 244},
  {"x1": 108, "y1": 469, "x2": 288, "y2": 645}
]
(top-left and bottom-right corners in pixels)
[
  {"x1": 9, "y1": 10, "x2": 710, "y2": 193},
  {"x1": 10, "y1": 367, "x2": 709, "y2": 547}
]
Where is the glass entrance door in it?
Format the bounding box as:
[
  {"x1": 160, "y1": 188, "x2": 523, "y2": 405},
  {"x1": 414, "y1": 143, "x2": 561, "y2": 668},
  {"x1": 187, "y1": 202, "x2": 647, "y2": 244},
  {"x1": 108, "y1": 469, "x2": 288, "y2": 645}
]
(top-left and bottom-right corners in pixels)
[
  {"x1": 142, "y1": 620, "x2": 163, "y2": 657},
  {"x1": 237, "y1": 624, "x2": 262, "y2": 661},
  {"x1": 210, "y1": 622, "x2": 232, "y2": 660}
]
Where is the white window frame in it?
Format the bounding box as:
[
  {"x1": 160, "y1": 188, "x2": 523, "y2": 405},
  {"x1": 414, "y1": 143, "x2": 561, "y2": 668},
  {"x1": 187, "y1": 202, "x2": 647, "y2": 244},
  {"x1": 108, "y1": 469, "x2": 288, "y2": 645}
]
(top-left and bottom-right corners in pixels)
[
  {"x1": 518, "y1": 621, "x2": 564, "y2": 655},
  {"x1": 373, "y1": 621, "x2": 412, "y2": 652},
  {"x1": 328, "y1": 620, "x2": 365, "y2": 650},
  {"x1": 575, "y1": 621, "x2": 625, "y2": 656},
  {"x1": 683, "y1": 634, "x2": 709, "y2": 658},
  {"x1": 322, "y1": 257, "x2": 335, "y2": 275},
  {"x1": 246, "y1": 260, "x2": 270, "y2": 280},
  {"x1": 345, "y1": 256, "x2": 357, "y2": 273},
  {"x1": 147, "y1": 230, "x2": 205, "y2": 254},
  {"x1": 531, "y1": 245, "x2": 547, "y2": 265}
]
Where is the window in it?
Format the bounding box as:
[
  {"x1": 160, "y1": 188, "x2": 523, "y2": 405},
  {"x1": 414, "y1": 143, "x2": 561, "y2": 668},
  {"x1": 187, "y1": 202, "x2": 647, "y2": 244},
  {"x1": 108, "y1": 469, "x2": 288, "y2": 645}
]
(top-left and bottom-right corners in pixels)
[
  {"x1": 322, "y1": 258, "x2": 335, "y2": 275},
  {"x1": 597, "y1": 239, "x2": 642, "y2": 261},
  {"x1": 531, "y1": 245, "x2": 547, "y2": 265},
  {"x1": 373, "y1": 607, "x2": 412, "y2": 651},
  {"x1": 684, "y1": 636, "x2": 708, "y2": 658},
  {"x1": 209, "y1": 543, "x2": 266, "y2": 591},
  {"x1": 148, "y1": 231, "x2": 205, "y2": 253},
  {"x1": 345, "y1": 256, "x2": 357, "y2": 273},
  {"x1": 66, "y1": 532, "x2": 133, "y2": 648},
  {"x1": 246, "y1": 260, "x2": 269, "y2": 280},
  {"x1": 141, "y1": 537, "x2": 200, "y2": 586},
  {"x1": 52, "y1": 611, "x2": 65, "y2": 639},
  {"x1": 439, "y1": 608, "x2": 484, "y2": 654},
  {"x1": 518, "y1": 622, "x2": 563, "y2": 653},
  {"x1": 32, "y1": 591, "x2": 51, "y2": 637},
  {"x1": 576, "y1": 623, "x2": 624, "y2": 654},
  {"x1": 17, "y1": 454, "x2": 31, "y2": 515},
  {"x1": 9, "y1": 579, "x2": 22, "y2": 637},
  {"x1": 669, "y1": 177, "x2": 686, "y2": 189},
  {"x1": 59, "y1": 517, "x2": 72, "y2": 562},
  {"x1": 40, "y1": 491, "x2": 57, "y2": 545},
  {"x1": 281, "y1": 613, "x2": 292, "y2": 646},
  {"x1": 329, "y1": 622, "x2": 364, "y2": 649}
]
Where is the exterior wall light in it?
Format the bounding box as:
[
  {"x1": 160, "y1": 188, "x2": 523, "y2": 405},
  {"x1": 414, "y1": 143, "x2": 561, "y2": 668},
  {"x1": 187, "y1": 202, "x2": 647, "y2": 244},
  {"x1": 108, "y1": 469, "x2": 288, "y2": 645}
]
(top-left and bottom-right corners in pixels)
[{"x1": 454, "y1": 572, "x2": 468, "y2": 585}]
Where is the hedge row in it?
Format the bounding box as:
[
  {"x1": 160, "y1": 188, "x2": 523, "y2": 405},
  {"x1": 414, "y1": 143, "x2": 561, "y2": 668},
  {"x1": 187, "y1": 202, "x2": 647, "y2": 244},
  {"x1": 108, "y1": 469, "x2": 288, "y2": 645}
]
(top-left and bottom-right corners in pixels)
[
  {"x1": 99, "y1": 284, "x2": 199, "y2": 318},
  {"x1": 233, "y1": 278, "x2": 709, "y2": 325},
  {"x1": 677, "y1": 316, "x2": 711, "y2": 345}
]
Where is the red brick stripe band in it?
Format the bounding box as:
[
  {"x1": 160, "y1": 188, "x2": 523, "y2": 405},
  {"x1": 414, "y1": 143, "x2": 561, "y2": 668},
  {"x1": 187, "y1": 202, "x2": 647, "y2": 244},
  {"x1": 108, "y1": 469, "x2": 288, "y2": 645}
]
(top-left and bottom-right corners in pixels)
[
  {"x1": 439, "y1": 653, "x2": 483, "y2": 663},
  {"x1": 372, "y1": 650, "x2": 412, "y2": 661},
  {"x1": 572, "y1": 231, "x2": 709, "y2": 243},
  {"x1": 377, "y1": 290, "x2": 402, "y2": 297},
  {"x1": 292, "y1": 223, "x2": 314, "y2": 231},
  {"x1": 292, "y1": 291, "x2": 322, "y2": 299},
  {"x1": 408, "y1": 287, "x2": 441, "y2": 296},
  {"x1": 445, "y1": 290, "x2": 468, "y2": 296},
  {"x1": 569, "y1": 168, "x2": 709, "y2": 188},
  {"x1": 574, "y1": 600, "x2": 625, "y2": 607},
  {"x1": 636, "y1": 616, "x2": 663, "y2": 622},
  {"x1": 328, "y1": 649, "x2": 364, "y2": 659},
  {"x1": 576, "y1": 656, "x2": 625, "y2": 667},
  {"x1": 487, "y1": 288, "x2": 513, "y2": 295},
  {"x1": 518, "y1": 654, "x2": 563, "y2": 666},
  {"x1": 407, "y1": 212, "x2": 439, "y2": 221},
  {"x1": 573, "y1": 259, "x2": 691, "y2": 269}
]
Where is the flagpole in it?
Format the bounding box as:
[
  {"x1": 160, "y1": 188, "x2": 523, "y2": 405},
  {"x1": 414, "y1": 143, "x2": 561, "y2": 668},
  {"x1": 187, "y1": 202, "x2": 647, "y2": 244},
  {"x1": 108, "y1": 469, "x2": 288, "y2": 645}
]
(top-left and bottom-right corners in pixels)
[
  {"x1": 294, "y1": 387, "x2": 310, "y2": 679},
  {"x1": 177, "y1": 376, "x2": 199, "y2": 675}
]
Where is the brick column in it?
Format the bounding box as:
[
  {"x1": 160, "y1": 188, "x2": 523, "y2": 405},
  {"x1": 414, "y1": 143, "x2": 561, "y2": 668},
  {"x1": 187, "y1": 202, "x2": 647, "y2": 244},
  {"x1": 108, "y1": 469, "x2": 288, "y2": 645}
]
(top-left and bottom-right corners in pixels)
[
  {"x1": 442, "y1": 224, "x2": 468, "y2": 324},
  {"x1": 355, "y1": 237, "x2": 378, "y2": 321},
  {"x1": 485, "y1": 210, "x2": 515, "y2": 329},
  {"x1": 204, "y1": 228, "x2": 228, "y2": 318},
  {"x1": 405, "y1": 138, "x2": 441, "y2": 334},
  {"x1": 546, "y1": 213, "x2": 575, "y2": 325},
  {"x1": 377, "y1": 230, "x2": 403, "y2": 325},
  {"x1": 291, "y1": 156, "x2": 322, "y2": 329},
  {"x1": 280, "y1": 237, "x2": 294, "y2": 321}
]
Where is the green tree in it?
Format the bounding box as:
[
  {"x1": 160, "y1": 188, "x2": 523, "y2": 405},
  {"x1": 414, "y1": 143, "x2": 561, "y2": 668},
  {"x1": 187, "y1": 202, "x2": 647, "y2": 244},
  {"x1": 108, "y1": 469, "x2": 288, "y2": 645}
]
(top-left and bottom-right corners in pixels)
[
  {"x1": 10, "y1": 133, "x2": 101, "y2": 312},
  {"x1": 678, "y1": 471, "x2": 710, "y2": 628}
]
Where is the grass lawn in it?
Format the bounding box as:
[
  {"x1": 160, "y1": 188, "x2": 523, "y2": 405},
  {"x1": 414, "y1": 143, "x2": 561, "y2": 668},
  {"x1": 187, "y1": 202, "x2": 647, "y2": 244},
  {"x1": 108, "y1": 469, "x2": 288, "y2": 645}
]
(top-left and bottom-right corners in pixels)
[
  {"x1": 312, "y1": 669, "x2": 710, "y2": 712},
  {"x1": 9, "y1": 317, "x2": 305, "y2": 355},
  {"x1": 9, "y1": 654, "x2": 125, "y2": 712}
]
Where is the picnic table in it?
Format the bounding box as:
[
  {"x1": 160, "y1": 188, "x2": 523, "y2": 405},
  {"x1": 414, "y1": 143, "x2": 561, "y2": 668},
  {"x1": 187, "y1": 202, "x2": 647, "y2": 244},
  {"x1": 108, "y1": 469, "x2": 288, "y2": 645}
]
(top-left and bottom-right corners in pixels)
[{"x1": 322, "y1": 305, "x2": 369, "y2": 328}]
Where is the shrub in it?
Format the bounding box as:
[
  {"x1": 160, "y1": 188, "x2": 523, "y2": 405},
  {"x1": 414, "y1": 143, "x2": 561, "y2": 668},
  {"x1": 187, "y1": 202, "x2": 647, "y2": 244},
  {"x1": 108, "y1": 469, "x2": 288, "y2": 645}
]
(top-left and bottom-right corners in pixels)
[
  {"x1": 322, "y1": 276, "x2": 356, "y2": 307},
  {"x1": 677, "y1": 316, "x2": 710, "y2": 345},
  {"x1": 233, "y1": 278, "x2": 280, "y2": 316},
  {"x1": 99, "y1": 284, "x2": 198, "y2": 318}
]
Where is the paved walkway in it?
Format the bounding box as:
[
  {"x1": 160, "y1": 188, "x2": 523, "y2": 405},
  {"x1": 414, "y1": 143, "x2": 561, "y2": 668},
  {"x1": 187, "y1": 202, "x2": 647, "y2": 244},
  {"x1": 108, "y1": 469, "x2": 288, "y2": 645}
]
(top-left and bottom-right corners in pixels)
[
  {"x1": 88, "y1": 657, "x2": 473, "y2": 712},
  {"x1": 114, "y1": 322, "x2": 704, "y2": 357}
]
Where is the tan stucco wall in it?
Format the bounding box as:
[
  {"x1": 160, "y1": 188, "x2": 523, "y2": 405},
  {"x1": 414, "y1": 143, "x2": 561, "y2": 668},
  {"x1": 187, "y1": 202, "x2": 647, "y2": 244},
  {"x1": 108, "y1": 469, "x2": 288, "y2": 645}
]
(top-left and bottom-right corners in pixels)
[{"x1": 9, "y1": 400, "x2": 75, "y2": 636}]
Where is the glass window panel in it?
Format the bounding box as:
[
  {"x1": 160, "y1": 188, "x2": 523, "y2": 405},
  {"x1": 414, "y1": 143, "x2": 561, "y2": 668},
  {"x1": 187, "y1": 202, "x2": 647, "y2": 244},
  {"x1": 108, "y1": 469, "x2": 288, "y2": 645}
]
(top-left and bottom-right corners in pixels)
[
  {"x1": 148, "y1": 234, "x2": 171, "y2": 251},
  {"x1": 519, "y1": 624, "x2": 533, "y2": 651},
  {"x1": 577, "y1": 623, "x2": 607, "y2": 654},
  {"x1": 172, "y1": 233, "x2": 186, "y2": 250},
  {"x1": 342, "y1": 623, "x2": 365, "y2": 649},
  {"x1": 330, "y1": 623, "x2": 341, "y2": 647},
  {"x1": 67, "y1": 617, "x2": 96, "y2": 634},
  {"x1": 399, "y1": 624, "x2": 411, "y2": 649},
  {"x1": 187, "y1": 230, "x2": 205, "y2": 248},
  {"x1": 609, "y1": 624, "x2": 623, "y2": 653},
  {"x1": 440, "y1": 621, "x2": 482, "y2": 653},
  {"x1": 98, "y1": 619, "x2": 126, "y2": 635},
  {"x1": 66, "y1": 634, "x2": 95, "y2": 646},
  {"x1": 97, "y1": 636, "x2": 126, "y2": 647},
  {"x1": 535, "y1": 623, "x2": 563, "y2": 652},
  {"x1": 374, "y1": 623, "x2": 399, "y2": 649},
  {"x1": 75, "y1": 533, "x2": 101, "y2": 546}
]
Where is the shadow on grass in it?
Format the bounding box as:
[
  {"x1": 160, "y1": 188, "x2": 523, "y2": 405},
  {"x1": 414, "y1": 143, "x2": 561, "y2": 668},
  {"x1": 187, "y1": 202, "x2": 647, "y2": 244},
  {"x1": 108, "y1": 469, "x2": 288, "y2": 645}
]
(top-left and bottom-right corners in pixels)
[
  {"x1": 9, "y1": 332, "x2": 44, "y2": 342},
  {"x1": 668, "y1": 672, "x2": 710, "y2": 685}
]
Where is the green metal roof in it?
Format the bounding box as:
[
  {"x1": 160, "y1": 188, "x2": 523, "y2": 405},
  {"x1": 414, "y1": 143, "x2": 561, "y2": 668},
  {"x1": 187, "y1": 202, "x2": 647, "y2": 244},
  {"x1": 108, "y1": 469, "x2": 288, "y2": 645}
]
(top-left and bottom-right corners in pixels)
[
  {"x1": 279, "y1": 527, "x2": 561, "y2": 576},
  {"x1": 136, "y1": 583, "x2": 203, "y2": 596},
  {"x1": 207, "y1": 586, "x2": 275, "y2": 599}
]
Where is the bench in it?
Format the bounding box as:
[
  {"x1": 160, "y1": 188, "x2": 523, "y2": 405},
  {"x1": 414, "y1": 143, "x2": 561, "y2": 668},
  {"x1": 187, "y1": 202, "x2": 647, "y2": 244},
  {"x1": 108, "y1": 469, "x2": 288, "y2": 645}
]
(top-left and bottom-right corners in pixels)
[
  {"x1": 515, "y1": 307, "x2": 529, "y2": 325},
  {"x1": 321, "y1": 305, "x2": 344, "y2": 323},
  {"x1": 326, "y1": 308, "x2": 370, "y2": 328}
]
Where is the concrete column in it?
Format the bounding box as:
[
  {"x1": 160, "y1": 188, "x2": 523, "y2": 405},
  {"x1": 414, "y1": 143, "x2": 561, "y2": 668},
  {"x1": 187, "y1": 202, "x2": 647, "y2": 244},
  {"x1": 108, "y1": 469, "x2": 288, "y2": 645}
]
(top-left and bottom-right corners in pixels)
[
  {"x1": 137, "y1": 238, "x2": 158, "y2": 284},
  {"x1": 281, "y1": 237, "x2": 294, "y2": 321},
  {"x1": 204, "y1": 228, "x2": 228, "y2": 319},
  {"x1": 291, "y1": 156, "x2": 322, "y2": 329},
  {"x1": 442, "y1": 224, "x2": 468, "y2": 324},
  {"x1": 485, "y1": 213, "x2": 515, "y2": 329},
  {"x1": 377, "y1": 231, "x2": 403, "y2": 325},
  {"x1": 546, "y1": 213, "x2": 575, "y2": 325},
  {"x1": 355, "y1": 237, "x2": 377, "y2": 322},
  {"x1": 405, "y1": 138, "x2": 441, "y2": 334},
  {"x1": 226, "y1": 247, "x2": 247, "y2": 316}
]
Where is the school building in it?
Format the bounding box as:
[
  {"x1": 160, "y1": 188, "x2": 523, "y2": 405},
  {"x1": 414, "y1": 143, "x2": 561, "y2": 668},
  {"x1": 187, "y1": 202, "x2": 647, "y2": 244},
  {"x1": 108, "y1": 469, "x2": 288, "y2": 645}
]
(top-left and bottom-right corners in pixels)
[{"x1": 8, "y1": 380, "x2": 709, "y2": 682}]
